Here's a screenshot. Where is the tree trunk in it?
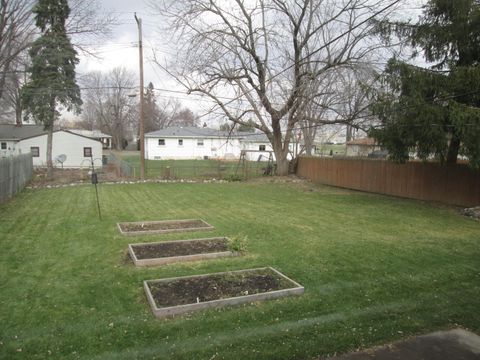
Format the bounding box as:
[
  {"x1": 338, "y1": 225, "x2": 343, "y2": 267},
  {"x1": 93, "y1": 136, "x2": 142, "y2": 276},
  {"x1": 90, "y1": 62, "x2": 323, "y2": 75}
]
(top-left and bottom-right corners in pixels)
[
  {"x1": 446, "y1": 136, "x2": 460, "y2": 164},
  {"x1": 276, "y1": 155, "x2": 289, "y2": 176},
  {"x1": 346, "y1": 125, "x2": 353, "y2": 142},
  {"x1": 273, "y1": 143, "x2": 289, "y2": 176},
  {"x1": 271, "y1": 133, "x2": 290, "y2": 176},
  {"x1": 46, "y1": 126, "x2": 53, "y2": 180},
  {"x1": 46, "y1": 96, "x2": 55, "y2": 180},
  {"x1": 15, "y1": 96, "x2": 22, "y2": 126},
  {"x1": 304, "y1": 132, "x2": 313, "y2": 156}
]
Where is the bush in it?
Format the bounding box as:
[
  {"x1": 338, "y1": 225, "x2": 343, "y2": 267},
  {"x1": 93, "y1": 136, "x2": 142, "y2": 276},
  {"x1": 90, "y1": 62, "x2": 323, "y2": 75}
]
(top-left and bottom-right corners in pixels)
[
  {"x1": 228, "y1": 235, "x2": 248, "y2": 253},
  {"x1": 225, "y1": 174, "x2": 244, "y2": 182}
]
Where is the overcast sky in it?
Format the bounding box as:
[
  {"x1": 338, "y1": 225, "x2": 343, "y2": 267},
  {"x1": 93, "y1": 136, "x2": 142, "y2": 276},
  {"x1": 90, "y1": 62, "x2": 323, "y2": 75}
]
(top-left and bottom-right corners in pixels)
[
  {"x1": 75, "y1": 0, "x2": 203, "y2": 118},
  {"x1": 74, "y1": 0, "x2": 426, "y2": 124},
  {"x1": 78, "y1": 0, "x2": 177, "y2": 91}
]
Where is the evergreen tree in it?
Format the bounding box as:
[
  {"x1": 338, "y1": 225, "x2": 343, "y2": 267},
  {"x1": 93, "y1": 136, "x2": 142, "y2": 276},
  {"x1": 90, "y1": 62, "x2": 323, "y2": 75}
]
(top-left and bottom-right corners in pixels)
[
  {"x1": 370, "y1": 0, "x2": 480, "y2": 168},
  {"x1": 21, "y1": 0, "x2": 82, "y2": 178},
  {"x1": 144, "y1": 82, "x2": 161, "y2": 133}
]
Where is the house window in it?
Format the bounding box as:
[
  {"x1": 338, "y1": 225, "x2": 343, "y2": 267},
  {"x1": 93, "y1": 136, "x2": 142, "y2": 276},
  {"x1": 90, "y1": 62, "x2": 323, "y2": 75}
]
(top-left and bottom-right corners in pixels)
[
  {"x1": 1, "y1": 142, "x2": 6, "y2": 150},
  {"x1": 259, "y1": 145, "x2": 266, "y2": 151},
  {"x1": 178, "y1": 139, "x2": 183, "y2": 146},
  {"x1": 31, "y1": 147, "x2": 39, "y2": 157},
  {"x1": 83, "y1": 147, "x2": 92, "y2": 157},
  {"x1": 197, "y1": 139, "x2": 204, "y2": 146},
  {"x1": 158, "y1": 139, "x2": 165, "y2": 146}
]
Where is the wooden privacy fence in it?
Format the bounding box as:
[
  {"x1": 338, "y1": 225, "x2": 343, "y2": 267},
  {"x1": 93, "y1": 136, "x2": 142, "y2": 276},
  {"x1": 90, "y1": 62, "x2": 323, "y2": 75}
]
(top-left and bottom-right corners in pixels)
[
  {"x1": 0, "y1": 154, "x2": 33, "y2": 203},
  {"x1": 297, "y1": 156, "x2": 480, "y2": 207}
]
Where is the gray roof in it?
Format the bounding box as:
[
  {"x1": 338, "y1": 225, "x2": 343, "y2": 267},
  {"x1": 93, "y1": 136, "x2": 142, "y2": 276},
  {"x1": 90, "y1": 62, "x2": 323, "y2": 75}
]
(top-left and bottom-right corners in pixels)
[
  {"x1": 145, "y1": 126, "x2": 269, "y2": 142},
  {"x1": 0, "y1": 124, "x2": 46, "y2": 140},
  {"x1": 240, "y1": 133, "x2": 269, "y2": 143},
  {"x1": 0, "y1": 125, "x2": 102, "y2": 143},
  {"x1": 145, "y1": 126, "x2": 232, "y2": 138}
]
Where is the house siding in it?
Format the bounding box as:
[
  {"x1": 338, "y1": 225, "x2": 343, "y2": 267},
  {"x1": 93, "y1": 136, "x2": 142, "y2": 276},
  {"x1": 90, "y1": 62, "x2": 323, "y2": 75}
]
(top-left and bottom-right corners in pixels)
[
  {"x1": 0, "y1": 140, "x2": 19, "y2": 157},
  {"x1": 146, "y1": 137, "x2": 244, "y2": 160},
  {"x1": 18, "y1": 131, "x2": 103, "y2": 168}
]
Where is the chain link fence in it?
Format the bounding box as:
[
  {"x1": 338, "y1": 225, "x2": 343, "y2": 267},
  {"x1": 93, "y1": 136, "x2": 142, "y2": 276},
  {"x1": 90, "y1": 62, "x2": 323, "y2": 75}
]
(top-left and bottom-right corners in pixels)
[
  {"x1": 0, "y1": 154, "x2": 33, "y2": 203},
  {"x1": 107, "y1": 153, "x2": 135, "y2": 177}
]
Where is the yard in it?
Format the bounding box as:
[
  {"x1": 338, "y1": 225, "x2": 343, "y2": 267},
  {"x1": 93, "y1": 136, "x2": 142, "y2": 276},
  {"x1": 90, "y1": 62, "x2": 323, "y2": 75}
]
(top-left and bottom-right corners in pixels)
[
  {"x1": 114, "y1": 152, "x2": 267, "y2": 179},
  {"x1": 0, "y1": 179, "x2": 479, "y2": 359}
]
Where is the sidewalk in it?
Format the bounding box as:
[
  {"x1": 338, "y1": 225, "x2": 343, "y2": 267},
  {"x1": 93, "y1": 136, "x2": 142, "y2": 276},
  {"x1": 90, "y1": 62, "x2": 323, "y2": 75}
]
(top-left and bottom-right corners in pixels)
[{"x1": 326, "y1": 328, "x2": 480, "y2": 360}]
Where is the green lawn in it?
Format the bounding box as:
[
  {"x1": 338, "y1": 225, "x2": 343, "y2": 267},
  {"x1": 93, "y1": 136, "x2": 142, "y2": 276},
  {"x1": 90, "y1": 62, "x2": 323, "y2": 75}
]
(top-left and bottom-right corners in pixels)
[
  {"x1": 0, "y1": 181, "x2": 479, "y2": 359},
  {"x1": 115, "y1": 153, "x2": 267, "y2": 179}
]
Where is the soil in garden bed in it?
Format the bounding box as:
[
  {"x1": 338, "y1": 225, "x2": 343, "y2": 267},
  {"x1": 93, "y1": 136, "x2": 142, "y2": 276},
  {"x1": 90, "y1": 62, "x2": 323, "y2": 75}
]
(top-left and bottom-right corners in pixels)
[
  {"x1": 147, "y1": 268, "x2": 295, "y2": 307},
  {"x1": 132, "y1": 238, "x2": 229, "y2": 260},
  {"x1": 120, "y1": 219, "x2": 209, "y2": 232}
]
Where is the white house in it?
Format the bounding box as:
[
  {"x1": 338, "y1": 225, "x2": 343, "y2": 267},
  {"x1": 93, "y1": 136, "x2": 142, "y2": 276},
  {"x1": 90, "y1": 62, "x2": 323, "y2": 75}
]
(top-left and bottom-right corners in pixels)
[
  {"x1": 346, "y1": 137, "x2": 382, "y2": 157},
  {"x1": 68, "y1": 129, "x2": 112, "y2": 149},
  {"x1": 0, "y1": 124, "x2": 103, "y2": 168},
  {"x1": 145, "y1": 127, "x2": 275, "y2": 161}
]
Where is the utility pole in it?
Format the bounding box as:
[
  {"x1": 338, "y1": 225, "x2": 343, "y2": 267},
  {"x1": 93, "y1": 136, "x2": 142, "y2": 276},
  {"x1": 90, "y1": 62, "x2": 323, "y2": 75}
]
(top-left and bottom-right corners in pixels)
[{"x1": 135, "y1": 12, "x2": 145, "y2": 179}]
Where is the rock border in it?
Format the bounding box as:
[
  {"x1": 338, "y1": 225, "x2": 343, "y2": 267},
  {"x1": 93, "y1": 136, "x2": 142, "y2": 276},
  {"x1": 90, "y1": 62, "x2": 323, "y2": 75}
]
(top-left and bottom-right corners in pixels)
[
  {"x1": 117, "y1": 219, "x2": 214, "y2": 236},
  {"x1": 143, "y1": 267, "x2": 304, "y2": 319},
  {"x1": 128, "y1": 237, "x2": 235, "y2": 267}
]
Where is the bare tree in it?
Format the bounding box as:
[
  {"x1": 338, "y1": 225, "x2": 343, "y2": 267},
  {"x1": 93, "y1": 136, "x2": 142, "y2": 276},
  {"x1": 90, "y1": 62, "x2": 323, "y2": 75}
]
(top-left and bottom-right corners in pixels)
[
  {"x1": 0, "y1": 0, "x2": 35, "y2": 100},
  {"x1": 66, "y1": 0, "x2": 116, "y2": 56},
  {"x1": 143, "y1": 83, "x2": 199, "y2": 133},
  {"x1": 150, "y1": 0, "x2": 400, "y2": 175},
  {"x1": 81, "y1": 67, "x2": 138, "y2": 150}
]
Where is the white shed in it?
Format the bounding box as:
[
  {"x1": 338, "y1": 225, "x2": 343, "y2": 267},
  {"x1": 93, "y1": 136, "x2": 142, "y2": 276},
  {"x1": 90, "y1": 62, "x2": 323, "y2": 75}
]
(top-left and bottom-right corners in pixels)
[
  {"x1": 0, "y1": 125, "x2": 103, "y2": 168},
  {"x1": 18, "y1": 130, "x2": 103, "y2": 168}
]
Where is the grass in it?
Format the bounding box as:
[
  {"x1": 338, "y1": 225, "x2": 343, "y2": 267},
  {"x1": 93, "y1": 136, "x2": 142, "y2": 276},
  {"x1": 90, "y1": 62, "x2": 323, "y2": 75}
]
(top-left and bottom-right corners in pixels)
[
  {"x1": 115, "y1": 152, "x2": 267, "y2": 180},
  {"x1": 315, "y1": 144, "x2": 347, "y2": 156},
  {"x1": 0, "y1": 180, "x2": 479, "y2": 359}
]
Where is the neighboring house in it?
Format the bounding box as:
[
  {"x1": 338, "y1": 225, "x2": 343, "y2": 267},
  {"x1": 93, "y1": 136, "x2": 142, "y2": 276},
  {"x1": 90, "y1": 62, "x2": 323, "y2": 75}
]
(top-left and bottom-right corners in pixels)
[
  {"x1": 0, "y1": 124, "x2": 103, "y2": 168},
  {"x1": 0, "y1": 124, "x2": 45, "y2": 157},
  {"x1": 237, "y1": 133, "x2": 277, "y2": 161},
  {"x1": 145, "y1": 127, "x2": 276, "y2": 161},
  {"x1": 69, "y1": 129, "x2": 112, "y2": 149},
  {"x1": 346, "y1": 137, "x2": 382, "y2": 157}
]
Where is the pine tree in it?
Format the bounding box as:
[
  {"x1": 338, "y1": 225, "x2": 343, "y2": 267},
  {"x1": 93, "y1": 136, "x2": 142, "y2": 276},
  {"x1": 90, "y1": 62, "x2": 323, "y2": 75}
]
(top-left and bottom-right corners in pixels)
[
  {"x1": 370, "y1": 0, "x2": 480, "y2": 168},
  {"x1": 21, "y1": 0, "x2": 82, "y2": 178}
]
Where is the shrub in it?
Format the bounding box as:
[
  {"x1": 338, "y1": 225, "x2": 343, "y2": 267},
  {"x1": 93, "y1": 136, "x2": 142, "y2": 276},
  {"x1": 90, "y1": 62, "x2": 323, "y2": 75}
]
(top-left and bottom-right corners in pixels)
[{"x1": 228, "y1": 235, "x2": 248, "y2": 253}]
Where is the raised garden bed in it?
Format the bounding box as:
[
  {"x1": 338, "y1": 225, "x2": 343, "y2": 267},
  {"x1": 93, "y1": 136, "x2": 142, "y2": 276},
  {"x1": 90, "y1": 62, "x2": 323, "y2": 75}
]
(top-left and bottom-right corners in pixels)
[
  {"x1": 129, "y1": 237, "x2": 235, "y2": 266},
  {"x1": 144, "y1": 267, "x2": 304, "y2": 318},
  {"x1": 117, "y1": 219, "x2": 214, "y2": 236}
]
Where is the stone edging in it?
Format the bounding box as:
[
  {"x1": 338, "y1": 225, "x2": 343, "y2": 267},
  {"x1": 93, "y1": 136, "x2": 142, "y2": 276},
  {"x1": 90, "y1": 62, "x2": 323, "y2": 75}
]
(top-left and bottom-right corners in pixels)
[{"x1": 26, "y1": 178, "x2": 229, "y2": 190}]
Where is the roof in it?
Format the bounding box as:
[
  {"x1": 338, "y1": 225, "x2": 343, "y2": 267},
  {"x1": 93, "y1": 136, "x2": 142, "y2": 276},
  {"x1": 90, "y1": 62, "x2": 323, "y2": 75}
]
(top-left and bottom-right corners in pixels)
[
  {"x1": 240, "y1": 133, "x2": 270, "y2": 143},
  {"x1": 145, "y1": 126, "x2": 270, "y2": 143},
  {"x1": 145, "y1": 126, "x2": 233, "y2": 138},
  {"x1": 0, "y1": 124, "x2": 46, "y2": 141},
  {"x1": 0, "y1": 125, "x2": 101, "y2": 143},
  {"x1": 346, "y1": 137, "x2": 377, "y2": 146},
  {"x1": 69, "y1": 129, "x2": 112, "y2": 139}
]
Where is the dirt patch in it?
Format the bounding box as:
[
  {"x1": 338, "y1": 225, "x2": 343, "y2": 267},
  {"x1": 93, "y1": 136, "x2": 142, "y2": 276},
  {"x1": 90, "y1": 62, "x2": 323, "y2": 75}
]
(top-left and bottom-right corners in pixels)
[
  {"x1": 29, "y1": 168, "x2": 126, "y2": 188},
  {"x1": 118, "y1": 219, "x2": 214, "y2": 235},
  {"x1": 131, "y1": 238, "x2": 229, "y2": 259},
  {"x1": 147, "y1": 268, "x2": 295, "y2": 308},
  {"x1": 249, "y1": 175, "x2": 355, "y2": 194}
]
